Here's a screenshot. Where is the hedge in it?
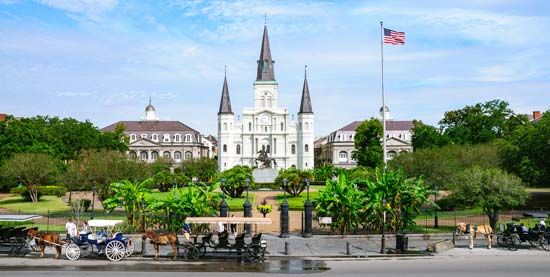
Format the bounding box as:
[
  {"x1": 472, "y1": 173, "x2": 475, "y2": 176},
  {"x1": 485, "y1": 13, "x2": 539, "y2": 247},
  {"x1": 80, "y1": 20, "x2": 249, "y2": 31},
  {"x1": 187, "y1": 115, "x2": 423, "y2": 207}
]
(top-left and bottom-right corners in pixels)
[{"x1": 10, "y1": 185, "x2": 68, "y2": 201}]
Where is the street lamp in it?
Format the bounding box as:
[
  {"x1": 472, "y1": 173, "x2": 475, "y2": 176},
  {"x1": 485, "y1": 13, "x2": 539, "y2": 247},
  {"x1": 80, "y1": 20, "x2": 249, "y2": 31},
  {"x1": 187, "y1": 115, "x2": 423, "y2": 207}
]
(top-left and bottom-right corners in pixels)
[
  {"x1": 219, "y1": 178, "x2": 228, "y2": 217},
  {"x1": 243, "y1": 178, "x2": 251, "y2": 234},
  {"x1": 434, "y1": 184, "x2": 439, "y2": 229},
  {"x1": 280, "y1": 178, "x2": 289, "y2": 238},
  {"x1": 303, "y1": 178, "x2": 312, "y2": 238},
  {"x1": 380, "y1": 198, "x2": 386, "y2": 254},
  {"x1": 91, "y1": 183, "x2": 97, "y2": 220}
]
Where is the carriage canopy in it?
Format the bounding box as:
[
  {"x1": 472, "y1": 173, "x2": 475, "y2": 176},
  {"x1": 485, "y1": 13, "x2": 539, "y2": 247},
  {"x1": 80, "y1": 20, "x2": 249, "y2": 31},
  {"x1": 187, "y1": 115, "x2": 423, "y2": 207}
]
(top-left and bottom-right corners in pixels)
[
  {"x1": 0, "y1": 214, "x2": 42, "y2": 222},
  {"x1": 88, "y1": 220, "x2": 124, "y2": 227},
  {"x1": 185, "y1": 217, "x2": 272, "y2": 225}
]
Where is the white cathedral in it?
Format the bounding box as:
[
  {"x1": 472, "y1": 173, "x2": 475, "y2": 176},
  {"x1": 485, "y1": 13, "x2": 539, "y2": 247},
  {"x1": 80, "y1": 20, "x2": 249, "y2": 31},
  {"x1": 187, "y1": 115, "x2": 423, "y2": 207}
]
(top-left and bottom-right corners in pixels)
[{"x1": 217, "y1": 24, "x2": 314, "y2": 171}]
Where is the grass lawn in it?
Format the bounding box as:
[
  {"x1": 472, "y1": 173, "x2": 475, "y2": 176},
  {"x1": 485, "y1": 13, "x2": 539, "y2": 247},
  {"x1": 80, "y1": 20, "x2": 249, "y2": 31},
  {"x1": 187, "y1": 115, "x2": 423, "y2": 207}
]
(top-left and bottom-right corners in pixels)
[
  {"x1": 276, "y1": 191, "x2": 320, "y2": 210},
  {"x1": 0, "y1": 195, "x2": 70, "y2": 213},
  {"x1": 224, "y1": 193, "x2": 255, "y2": 211}
]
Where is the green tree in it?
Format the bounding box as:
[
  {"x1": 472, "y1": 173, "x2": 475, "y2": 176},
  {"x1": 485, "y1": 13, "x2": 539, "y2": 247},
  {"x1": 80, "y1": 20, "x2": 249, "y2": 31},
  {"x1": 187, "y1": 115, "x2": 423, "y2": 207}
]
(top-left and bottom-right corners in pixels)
[
  {"x1": 411, "y1": 120, "x2": 450, "y2": 149},
  {"x1": 315, "y1": 172, "x2": 365, "y2": 236},
  {"x1": 352, "y1": 118, "x2": 383, "y2": 168},
  {"x1": 0, "y1": 153, "x2": 59, "y2": 202},
  {"x1": 275, "y1": 168, "x2": 313, "y2": 197},
  {"x1": 103, "y1": 179, "x2": 152, "y2": 230},
  {"x1": 313, "y1": 164, "x2": 339, "y2": 182},
  {"x1": 439, "y1": 99, "x2": 524, "y2": 145},
  {"x1": 180, "y1": 158, "x2": 218, "y2": 182},
  {"x1": 216, "y1": 165, "x2": 254, "y2": 198},
  {"x1": 153, "y1": 171, "x2": 188, "y2": 192},
  {"x1": 449, "y1": 167, "x2": 528, "y2": 229}
]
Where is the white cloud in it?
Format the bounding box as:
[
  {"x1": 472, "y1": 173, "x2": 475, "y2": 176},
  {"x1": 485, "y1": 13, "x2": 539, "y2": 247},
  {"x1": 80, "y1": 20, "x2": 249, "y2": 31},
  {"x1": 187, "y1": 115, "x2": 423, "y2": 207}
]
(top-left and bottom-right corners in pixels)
[{"x1": 36, "y1": 0, "x2": 118, "y2": 21}]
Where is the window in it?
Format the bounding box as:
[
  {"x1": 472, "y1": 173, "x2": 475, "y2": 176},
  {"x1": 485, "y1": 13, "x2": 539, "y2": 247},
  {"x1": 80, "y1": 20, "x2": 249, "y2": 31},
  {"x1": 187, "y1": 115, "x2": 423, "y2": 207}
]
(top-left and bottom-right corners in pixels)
[
  {"x1": 291, "y1": 144, "x2": 296, "y2": 155},
  {"x1": 174, "y1": 134, "x2": 181, "y2": 142},
  {"x1": 152, "y1": 134, "x2": 158, "y2": 141},
  {"x1": 264, "y1": 126, "x2": 268, "y2": 132},
  {"x1": 387, "y1": 151, "x2": 397, "y2": 159},
  {"x1": 255, "y1": 139, "x2": 258, "y2": 152},
  {"x1": 174, "y1": 151, "x2": 182, "y2": 160},
  {"x1": 223, "y1": 123, "x2": 227, "y2": 131},
  {"x1": 185, "y1": 151, "x2": 192, "y2": 160},
  {"x1": 140, "y1": 151, "x2": 148, "y2": 161},
  {"x1": 223, "y1": 144, "x2": 227, "y2": 152},
  {"x1": 163, "y1": 151, "x2": 171, "y2": 158},
  {"x1": 184, "y1": 134, "x2": 192, "y2": 142},
  {"x1": 141, "y1": 134, "x2": 147, "y2": 139},
  {"x1": 151, "y1": 151, "x2": 158, "y2": 160},
  {"x1": 129, "y1": 151, "x2": 137, "y2": 160},
  {"x1": 305, "y1": 122, "x2": 309, "y2": 130},
  {"x1": 261, "y1": 96, "x2": 266, "y2": 108},
  {"x1": 248, "y1": 122, "x2": 252, "y2": 131},
  {"x1": 338, "y1": 151, "x2": 348, "y2": 163},
  {"x1": 130, "y1": 134, "x2": 136, "y2": 141},
  {"x1": 163, "y1": 134, "x2": 170, "y2": 142},
  {"x1": 280, "y1": 122, "x2": 284, "y2": 131},
  {"x1": 305, "y1": 144, "x2": 309, "y2": 152},
  {"x1": 273, "y1": 139, "x2": 276, "y2": 154},
  {"x1": 267, "y1": 96, "x2": 272, "y2": 108},
  {"x1": 236, "y1": 144, "x2": 241, "y2": 154},
  {"x1": 299, "y1": 122, "x2": 302, "y2": 130}
]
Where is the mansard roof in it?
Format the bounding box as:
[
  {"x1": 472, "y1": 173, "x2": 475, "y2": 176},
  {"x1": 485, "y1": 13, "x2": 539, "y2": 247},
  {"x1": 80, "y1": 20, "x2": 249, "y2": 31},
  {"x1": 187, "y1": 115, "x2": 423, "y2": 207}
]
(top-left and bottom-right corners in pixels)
[
  {"x1": 337, "y1": 120, "x2": 414, "y2": 132},
  {"x1": 101, "y1": 120, "x2": 200, "y2": 134}
]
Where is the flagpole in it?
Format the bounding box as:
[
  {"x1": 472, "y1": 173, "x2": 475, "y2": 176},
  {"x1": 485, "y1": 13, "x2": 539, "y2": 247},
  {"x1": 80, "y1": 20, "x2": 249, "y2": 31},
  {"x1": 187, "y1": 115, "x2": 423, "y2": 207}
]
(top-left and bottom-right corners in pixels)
[{"x1": 380, "y1": 21, "x2": 387, "y2": 171}]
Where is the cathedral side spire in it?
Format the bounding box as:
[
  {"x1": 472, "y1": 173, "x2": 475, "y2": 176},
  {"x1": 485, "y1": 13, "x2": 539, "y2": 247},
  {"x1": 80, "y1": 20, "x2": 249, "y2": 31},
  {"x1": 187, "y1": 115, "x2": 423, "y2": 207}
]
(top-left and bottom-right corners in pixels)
[
  {"x1": 218, "y1": 73, "x2": 233, "y2": 115},
  {"x1": 256, "y1": 23, "x2": 275, "y2": 81},
  {"x1": 299, "y1": 65, "x2": 313, "y2": 114}
]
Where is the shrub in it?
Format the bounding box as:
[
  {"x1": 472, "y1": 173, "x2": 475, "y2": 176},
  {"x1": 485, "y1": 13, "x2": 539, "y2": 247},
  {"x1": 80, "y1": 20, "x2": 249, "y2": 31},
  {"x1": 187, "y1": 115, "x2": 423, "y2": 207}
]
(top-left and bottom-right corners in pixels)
[
  {"x1": 81, "y1": 199, "x2": 92, "y2": 212},
  {"x1": 10, "y1": 185, "x2": 67, "y2": 201},
  {"x1": 435, "y1": 197, "x2": 458, "y2": 211}
]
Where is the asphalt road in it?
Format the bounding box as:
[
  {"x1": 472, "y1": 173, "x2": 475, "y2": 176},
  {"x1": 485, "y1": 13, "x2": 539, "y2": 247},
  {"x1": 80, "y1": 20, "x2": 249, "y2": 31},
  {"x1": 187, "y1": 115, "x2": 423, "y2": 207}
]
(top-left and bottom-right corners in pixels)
[{"x1": 0, "y1": 255, "x2": 549, "y2": 276}]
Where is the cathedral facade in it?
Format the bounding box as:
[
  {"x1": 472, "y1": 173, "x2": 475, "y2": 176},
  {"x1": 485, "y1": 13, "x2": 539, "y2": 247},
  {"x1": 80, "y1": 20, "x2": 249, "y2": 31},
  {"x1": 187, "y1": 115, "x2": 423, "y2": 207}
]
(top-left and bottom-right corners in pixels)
[{"x1": 217, "y1": 24, "x2": 314, "y2": 171}]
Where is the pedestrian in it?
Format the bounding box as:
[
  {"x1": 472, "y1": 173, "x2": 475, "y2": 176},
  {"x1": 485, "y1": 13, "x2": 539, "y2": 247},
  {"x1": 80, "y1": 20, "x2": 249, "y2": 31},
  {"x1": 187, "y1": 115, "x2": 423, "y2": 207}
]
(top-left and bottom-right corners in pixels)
[
  {"x1": 65, "y1": 218, "x2": 77, "y2": 241},
  {"x1": 80, "y1": 221, "x2": 89, "y2": 235}
]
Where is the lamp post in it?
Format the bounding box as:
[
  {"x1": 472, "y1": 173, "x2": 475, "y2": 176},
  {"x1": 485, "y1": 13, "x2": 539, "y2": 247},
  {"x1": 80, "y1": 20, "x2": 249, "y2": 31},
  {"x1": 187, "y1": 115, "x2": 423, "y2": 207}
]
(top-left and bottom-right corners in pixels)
[
  {"x1": 141, "y1": 199, "x2": 147, "y2": 232},
  {"x1": 380, "y1": 198, "x2": 386, "y2": 254},
  {"x1": 219, "y1": 178, "x2": 228, "y2": 217},
  {"x1": 303, "y1": 178, "x2": 312, "y2": 238},
  {"x1": 243, "y1": 178, "x2": 252, "y2": 234},
  {"x1": 434, "y1": 184, "x2": 439, "y2": 229},
  {"x1": 280, "y1": 178, "x2": 289, "y2": 238},
  {"x1": 91, "y1": 183, "x2": 97, "y2": 220}
]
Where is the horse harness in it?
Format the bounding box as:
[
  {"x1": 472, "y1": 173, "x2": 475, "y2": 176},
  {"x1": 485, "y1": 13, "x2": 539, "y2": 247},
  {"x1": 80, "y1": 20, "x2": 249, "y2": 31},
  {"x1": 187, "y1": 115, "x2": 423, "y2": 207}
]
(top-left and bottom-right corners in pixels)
[{"x1": 464, "y1": 224, "x2": 478, "y2": 234}]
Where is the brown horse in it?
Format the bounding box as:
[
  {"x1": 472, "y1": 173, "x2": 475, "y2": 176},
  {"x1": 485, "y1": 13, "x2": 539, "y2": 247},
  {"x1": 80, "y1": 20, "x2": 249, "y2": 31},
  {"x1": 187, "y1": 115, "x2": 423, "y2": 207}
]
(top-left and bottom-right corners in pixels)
[
  {"x1": 142, "y1": 230, "x2": 179, "y2": 260},
  {"x1": 27, "y1": 229, "x2": 62, "y2": 258},
  {"x1": 455, "y1": 222, "x2": 493, "y2": 249}
]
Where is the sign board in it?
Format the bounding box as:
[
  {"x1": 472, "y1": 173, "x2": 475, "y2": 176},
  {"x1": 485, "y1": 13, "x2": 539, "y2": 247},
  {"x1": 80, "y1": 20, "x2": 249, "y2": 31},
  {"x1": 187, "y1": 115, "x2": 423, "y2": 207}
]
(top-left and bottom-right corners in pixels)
[{"x1": 319, "y1": 217, "x2": 332, "y2": 224}]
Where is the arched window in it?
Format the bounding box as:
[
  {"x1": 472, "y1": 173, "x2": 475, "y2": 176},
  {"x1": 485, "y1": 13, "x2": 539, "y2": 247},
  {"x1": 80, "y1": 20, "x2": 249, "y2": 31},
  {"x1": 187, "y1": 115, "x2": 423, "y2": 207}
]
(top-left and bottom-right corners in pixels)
[
  {"x1": 129, "y1": 151, "x2": 137, "y2": 160},
  {"x1": 267, "y1": 96, "x2": 272, "y2": 108},
  {"x1": 130, "y1": 134, "x2": 136, "y2": 141},
  {"x1": 262, "y1": 59, "x2": 269, "y2": 73},
  {"x1": 387, "y1": 151, "x2": 397, "y2": 159},
  {"x1": 223, "y1": 144, "x2": 227, "y2": 152},
  {"x1": 185, "y1": 151, "x2": 192, "y2": 160},
  {"x1": 151, "y1": 151, "x2": 159, "y2": 160},
  {"x1": 338, "y1": 151, "x2": 348, "y2": 163},
  {"x1": 152, "y1": 134, "x2": 158, "y2": 141},
  {"x1": 174, "y1": 151, "x2": 182, "y2": 160},
  {"x1": 248, "y1": 122, "x2": 252, "y2": 131},
  {"x1": 163, "y1": 151, "x2": 171, "y2": 158},
  {"x1": 140, "y1": 151, "x2": 148, "y2": 161},
  {"x1": 305, "y1": 144, "x2": 309, "y2": 152},
  {"x1": 305, "y1": 122, "x2": 309, "y2": 130},
  {"x1": 280, "y1": 122, "x2": 284, "y2": 131},
  {"x1": 236, "y1": 144, "x2": 241, "y2": 154},
  {"x1": 291, "y1": 144, "x2": 296, "y2": 155},
  {"x1": 223, "y1": 123, "x2": 227, "y2": 131}
]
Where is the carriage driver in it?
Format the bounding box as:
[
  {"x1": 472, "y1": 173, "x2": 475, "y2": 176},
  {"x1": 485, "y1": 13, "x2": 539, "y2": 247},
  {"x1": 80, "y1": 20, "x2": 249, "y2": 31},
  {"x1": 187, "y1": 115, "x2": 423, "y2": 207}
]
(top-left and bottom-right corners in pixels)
[{"x1": 182, "y1": 223, "x2": 191, "y2": 241}]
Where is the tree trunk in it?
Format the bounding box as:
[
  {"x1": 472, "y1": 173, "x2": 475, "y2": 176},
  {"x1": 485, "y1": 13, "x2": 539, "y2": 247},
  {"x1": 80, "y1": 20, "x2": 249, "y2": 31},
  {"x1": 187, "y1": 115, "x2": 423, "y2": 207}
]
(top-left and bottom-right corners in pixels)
[
  {"x1": 29, "y1": 187, "x2": 39, "y2": 203},
  {"x1": 488, "y1": 209, "x2": 499, "y2": 230}
]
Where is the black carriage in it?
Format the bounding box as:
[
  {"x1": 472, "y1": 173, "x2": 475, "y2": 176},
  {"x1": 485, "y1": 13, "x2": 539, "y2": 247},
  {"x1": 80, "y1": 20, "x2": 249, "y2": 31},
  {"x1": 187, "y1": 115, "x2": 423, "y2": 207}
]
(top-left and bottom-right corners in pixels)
[
  {"x1": 0, "y1": 215, "x2": 41, "y2": 257},
  {"x1": 496, "y1": 212, "x2": 549, "y2": 251},
  {"x1": 185, "y1": 217, "x2": 269, "y2": 262}
]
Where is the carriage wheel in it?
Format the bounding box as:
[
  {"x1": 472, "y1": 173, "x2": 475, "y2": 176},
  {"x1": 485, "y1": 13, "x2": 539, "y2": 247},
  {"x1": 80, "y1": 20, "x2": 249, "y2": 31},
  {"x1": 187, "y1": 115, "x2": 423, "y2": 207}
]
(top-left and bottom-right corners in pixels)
[
  {"x1": 183, "y1": 244, "x2": 200, "y2": 260},
  {"x1": 66, "y1": 244, "x2": 81, "y2": 261},
  {"x1": 106, "y1": 240, "x2": 126, "y2": 261},
  {"x1": 508, "y1": 234, "x2": 520, "y2": 251},
  {"x1": 246, "y1": 245, "x2": 262, "y2": 262},
  {"x1": 496, "y1": 235, "x2": 507, "y2": 247},
  {"x1": 198, "y1": 244, "x2": 206, "y2": 258},
  {"x1": 125, "y1": 240, "x2": 135, "y2": 257},
  {"x1": 541, "y1": 236, "x2": 550, "y2": 251}
]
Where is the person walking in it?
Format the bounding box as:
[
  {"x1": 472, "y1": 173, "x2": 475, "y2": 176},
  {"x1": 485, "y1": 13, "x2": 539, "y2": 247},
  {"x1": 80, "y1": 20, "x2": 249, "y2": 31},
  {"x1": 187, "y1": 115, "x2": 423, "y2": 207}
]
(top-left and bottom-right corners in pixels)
[{"x1": 65, "y1": 218, "x2": 77, "y2": 241}]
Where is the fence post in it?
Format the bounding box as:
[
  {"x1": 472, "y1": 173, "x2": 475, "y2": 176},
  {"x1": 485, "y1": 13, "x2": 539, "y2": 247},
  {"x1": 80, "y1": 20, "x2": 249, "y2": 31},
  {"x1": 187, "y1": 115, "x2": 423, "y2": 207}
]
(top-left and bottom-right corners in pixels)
[
  {"x1": 284, "y1": 241, "x2": 290, "y2": 255},
  {"x1": 346, "y1": 241, "x2": 351, "y2": 255}
]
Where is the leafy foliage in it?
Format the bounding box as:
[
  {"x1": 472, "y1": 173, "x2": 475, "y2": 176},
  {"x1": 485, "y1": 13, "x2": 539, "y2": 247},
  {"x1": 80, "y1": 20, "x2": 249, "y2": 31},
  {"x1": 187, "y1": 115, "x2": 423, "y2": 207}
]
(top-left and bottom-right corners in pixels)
[
  {"x1": 0, "y1": 153, "x2": 59, "y2": 202},
  {"x1": 313, "y1": 164, "x2": 339, "y2": 182},
  {"x1": 179, "y1": 158, "x2": 218, "y2": 182},
  {"x1": 152, "y1": 171, "x2": 188, "y2": 192},
  {"x1": 103, "y1": 179, "x2": 152, "y2": 230},
  {"x1": 352, "y1": 118, "x2": 383, "y2": 168},
  {"x1": 216, "y1": 165, "x2": 254, "y2": 198},
  {"x1": 449, "y1": 167, "x2": 528, "y2": 229},
  {"x1": 411, "y1": 120, "x2": 450, "y2": 149},
  {"x1": 275, "y1": 167, "x2": 313, "y2": 197}
]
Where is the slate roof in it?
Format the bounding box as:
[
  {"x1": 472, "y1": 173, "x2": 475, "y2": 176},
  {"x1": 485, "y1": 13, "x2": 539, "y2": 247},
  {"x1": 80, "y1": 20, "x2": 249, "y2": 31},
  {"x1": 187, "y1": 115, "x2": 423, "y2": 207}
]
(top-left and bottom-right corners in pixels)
[
  {"x1": 218, "y1": 76, "x2": 233, "y2": 114},
  {"x1": 256, "y1": 25, "x2": 275, "y2": 81},
  {"x1": 337, "y1": 120, "x2": 414, "y2": 132},
  {"x1": 298, "y1": 73, "x2": 313, "y2": 114},
  {"x1": 101, "y1": 121, "x2": 200, "y2": 134}
]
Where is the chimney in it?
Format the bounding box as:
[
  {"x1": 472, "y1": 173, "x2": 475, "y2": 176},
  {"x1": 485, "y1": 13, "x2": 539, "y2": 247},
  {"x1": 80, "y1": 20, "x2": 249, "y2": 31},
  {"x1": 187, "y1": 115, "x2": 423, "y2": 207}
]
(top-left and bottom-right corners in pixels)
[{"x1": 533, "y1": 111, "x2": 541, "y2": 121}]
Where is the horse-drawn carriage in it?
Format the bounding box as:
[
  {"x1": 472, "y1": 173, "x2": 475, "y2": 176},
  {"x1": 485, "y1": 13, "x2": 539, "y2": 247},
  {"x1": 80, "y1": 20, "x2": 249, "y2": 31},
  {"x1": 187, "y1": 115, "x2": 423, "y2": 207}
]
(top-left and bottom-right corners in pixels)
[
  {"x1": 496, "y1": 212, "x2": 549, "y2": 251},
  {"x1": 0, "y1": 215, "x2": 41, "y2": 257},
  {"x1": 186, "y1": 217, "x2": 269, "y2": 262},
  {"x1": 65, "y1": 219, "x2": 134, "y2": 261},
  {"x1": 142, "y1": 217, "x2": 269, "y2": 262}
]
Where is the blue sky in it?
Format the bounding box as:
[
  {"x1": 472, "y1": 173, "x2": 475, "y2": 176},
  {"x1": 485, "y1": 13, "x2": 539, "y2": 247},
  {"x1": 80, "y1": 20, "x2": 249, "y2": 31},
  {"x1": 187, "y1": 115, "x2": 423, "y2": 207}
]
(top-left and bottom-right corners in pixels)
[{"x1": 1, "y1": 0, "x2": 549, "y2": 137}]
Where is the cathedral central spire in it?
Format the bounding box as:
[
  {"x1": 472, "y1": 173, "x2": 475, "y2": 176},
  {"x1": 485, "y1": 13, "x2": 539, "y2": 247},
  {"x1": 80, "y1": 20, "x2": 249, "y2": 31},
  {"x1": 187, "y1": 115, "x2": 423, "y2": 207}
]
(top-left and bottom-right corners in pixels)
[
  {"x1": 256, "y1": 24, "x2": 275, "y2": 81},
  {"x1": 218, "y1": 70, "x2": 233, "y2": 115}
]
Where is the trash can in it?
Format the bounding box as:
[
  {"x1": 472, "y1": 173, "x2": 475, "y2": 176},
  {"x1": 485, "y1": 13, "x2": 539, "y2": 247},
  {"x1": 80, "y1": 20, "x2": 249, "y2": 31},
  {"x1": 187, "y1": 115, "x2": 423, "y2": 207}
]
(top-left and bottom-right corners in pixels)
[{"x1": 396, "y1": 233, "x2": 408, "y2": 253}]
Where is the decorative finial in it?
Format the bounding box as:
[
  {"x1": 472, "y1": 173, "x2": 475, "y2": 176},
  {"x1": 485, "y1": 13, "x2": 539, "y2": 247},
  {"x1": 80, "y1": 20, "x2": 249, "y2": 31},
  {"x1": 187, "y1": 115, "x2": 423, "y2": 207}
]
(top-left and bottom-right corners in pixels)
[
  {"x1": 224, "y1": 64, "x2": 227, "y2": 77},
  {"x1": 264, "y1": 13, "x2": 267, "y2": 25},
  {"x1": 304, "y1": 65, "x2": 307, "y2": 78},
  {"x1": 149, "y1": 96, "x2": 151, "y2": 105}
]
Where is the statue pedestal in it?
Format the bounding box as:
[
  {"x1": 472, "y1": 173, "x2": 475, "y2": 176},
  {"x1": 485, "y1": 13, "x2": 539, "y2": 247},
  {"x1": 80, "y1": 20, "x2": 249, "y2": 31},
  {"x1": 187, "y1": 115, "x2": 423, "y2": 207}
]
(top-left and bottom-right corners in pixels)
[{"x1": 253, "y1": 168, "x2": 278, "y2": 183}]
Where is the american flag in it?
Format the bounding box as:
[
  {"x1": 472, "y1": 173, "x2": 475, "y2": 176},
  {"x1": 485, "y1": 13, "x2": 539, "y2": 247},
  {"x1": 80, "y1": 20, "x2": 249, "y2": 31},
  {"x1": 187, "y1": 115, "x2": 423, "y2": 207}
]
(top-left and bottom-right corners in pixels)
[{"x1": 383, "y1": 28, "x2": 405, "y2": 45}]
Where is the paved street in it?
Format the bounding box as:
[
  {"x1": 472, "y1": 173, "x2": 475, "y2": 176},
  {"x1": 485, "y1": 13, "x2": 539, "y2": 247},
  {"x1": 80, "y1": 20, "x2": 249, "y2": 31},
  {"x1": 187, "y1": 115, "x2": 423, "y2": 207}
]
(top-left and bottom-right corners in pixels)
[{"x1": 0, "y1": 255, "x2": 549, "y2": 276}]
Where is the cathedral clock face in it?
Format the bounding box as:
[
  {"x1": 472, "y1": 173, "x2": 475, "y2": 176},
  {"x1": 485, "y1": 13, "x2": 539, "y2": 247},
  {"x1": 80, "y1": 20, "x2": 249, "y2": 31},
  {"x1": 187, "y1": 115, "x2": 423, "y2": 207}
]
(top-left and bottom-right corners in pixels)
[{"x1": 260, "y1": 114, "x2": 270, "y2": 124}]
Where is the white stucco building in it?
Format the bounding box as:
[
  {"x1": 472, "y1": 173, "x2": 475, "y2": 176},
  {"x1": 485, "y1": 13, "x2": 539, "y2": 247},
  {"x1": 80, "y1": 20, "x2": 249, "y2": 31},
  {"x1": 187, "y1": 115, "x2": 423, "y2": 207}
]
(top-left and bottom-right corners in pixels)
[{"x1": 217, "y1": 24, "x2": 314, "y2": 171}]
